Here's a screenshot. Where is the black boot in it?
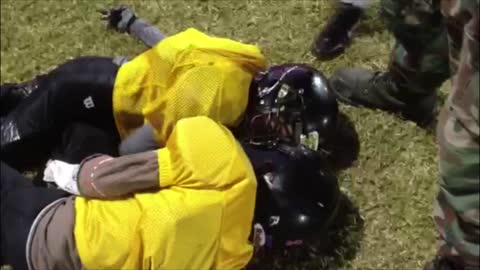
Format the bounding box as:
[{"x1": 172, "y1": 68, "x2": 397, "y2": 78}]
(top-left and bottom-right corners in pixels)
[
  {"x1": 329, "y1": 67, "x2": 436, "y2": 127},
  {"x1": 312, "y1": 2, "x2": 363, "y2": 60}
]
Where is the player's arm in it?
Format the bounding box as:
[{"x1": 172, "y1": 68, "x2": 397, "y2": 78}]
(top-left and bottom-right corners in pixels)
[
  {"x1": 43, "y1": 150, "x2": 160, "y2": 199},
  {"x1": 75, "y1": 151, "x2": 159, "y2": 198},
  {"x1": 43, "y1": 117, "x2": 243, "y2": 198},
  {"x1": 99, "y1": 5, "x2": 166, "y2": 48},
  {"x1": 118, "y1": 122, "x2": 160, "y2": 155},
  {"x1": 78, "y1": 116, "x2": 242, "y2": 197}
]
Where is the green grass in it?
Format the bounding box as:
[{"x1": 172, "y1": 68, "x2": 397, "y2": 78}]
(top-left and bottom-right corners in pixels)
[{"x1": 1, "y1": 0, "x2": 445, "y2": 269}]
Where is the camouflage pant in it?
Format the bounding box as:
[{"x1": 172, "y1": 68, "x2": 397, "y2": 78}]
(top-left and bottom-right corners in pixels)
[
  {"x1": 381, "y1": 0, "x2": 479, "y2": 267},
  {"x1": 381, "y1": 0, "x2": 450, "y2": 96}
]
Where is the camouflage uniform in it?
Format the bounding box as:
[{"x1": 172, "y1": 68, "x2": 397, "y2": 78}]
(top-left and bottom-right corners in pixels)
[
  {"x1": 381, "y1": 0, "x2": 450, "y2": 97},
  {"x1": 382, "y1": 0, "x2": 479, "y2": 267}
]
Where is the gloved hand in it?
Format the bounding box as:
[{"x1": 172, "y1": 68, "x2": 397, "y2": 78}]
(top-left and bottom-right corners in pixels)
[
  {"x1": 43, "y1": 159, "x2": 80, "y2": 195},
  {"x1": 99, "y1": 5, "x2": 137, "y2": 33}
]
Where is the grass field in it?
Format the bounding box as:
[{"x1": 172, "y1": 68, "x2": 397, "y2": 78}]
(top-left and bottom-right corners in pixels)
[{"x1": 1, "y1": 0, "x2": 446, "y2": 269}]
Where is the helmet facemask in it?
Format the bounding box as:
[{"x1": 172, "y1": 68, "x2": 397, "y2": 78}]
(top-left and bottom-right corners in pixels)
[{"x1": 247, "y1": 68, "x2": 322, "y2": 152}]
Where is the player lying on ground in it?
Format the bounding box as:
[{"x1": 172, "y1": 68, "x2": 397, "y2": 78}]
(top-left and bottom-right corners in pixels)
[
  {"x1": 0, "y1": 116, "x2": 340, "y2": 270},
  {"x1": 0, "y1": 5, "x2": 338, "y2": 170}
]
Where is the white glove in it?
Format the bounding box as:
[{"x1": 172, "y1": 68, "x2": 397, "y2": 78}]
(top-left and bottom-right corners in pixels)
[{"x1": 43, "y1": 159, "x2": 80, "y2": 195}]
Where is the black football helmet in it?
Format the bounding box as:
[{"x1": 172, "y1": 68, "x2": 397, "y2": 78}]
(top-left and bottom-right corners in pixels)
[
  {"x1": 242, "y1": 143, "x2": 340, "y2": 252},
  {"x1": 243, "y1": 64, "x2": 338, "y2": 154}
]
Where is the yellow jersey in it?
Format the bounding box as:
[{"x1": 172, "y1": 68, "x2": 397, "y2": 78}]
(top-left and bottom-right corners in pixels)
[
  {"x1": 112, "y1": 28, "x2": 267, "y2": 144},
  {"x1": 74, "y1": 116, "x2": 258, "y2": 270}
]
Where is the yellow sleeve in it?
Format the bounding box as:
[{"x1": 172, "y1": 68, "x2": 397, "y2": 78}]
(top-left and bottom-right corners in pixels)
[{"x1": 157, "y1": 116, "x2": 244, "y2": 189}]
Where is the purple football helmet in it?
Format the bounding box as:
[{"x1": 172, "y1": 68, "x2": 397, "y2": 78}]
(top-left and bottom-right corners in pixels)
[{"x1": 244, "y1": 64, "x2": 338, "y2": 154}]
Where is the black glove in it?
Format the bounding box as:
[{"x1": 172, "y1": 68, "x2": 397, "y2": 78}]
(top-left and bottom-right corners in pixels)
[{"x1": 99, "y1": 5, "x2": 137, "y2": 33}]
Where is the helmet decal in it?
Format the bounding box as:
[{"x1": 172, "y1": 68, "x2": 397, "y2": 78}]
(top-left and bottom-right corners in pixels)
[
  {"x1": 263, "y1": 172, "x2": 275, "y2": 188},
  {"x1": 285, "y1": 239, "x2": 304, "y2": 247},
  {"x1": 258, "y1": 65, "x2": 300, "y2": 98},
  {"x1": 269, "y1": 216, "x2": 281, "y2": 227}
]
